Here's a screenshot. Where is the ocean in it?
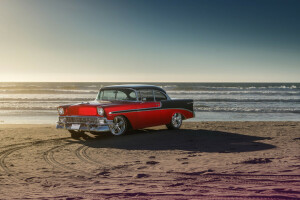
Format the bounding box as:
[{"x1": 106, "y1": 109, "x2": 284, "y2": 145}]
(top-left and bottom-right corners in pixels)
[{"x1": 0, "y1": 82, "x2": 299, "y2": 124}]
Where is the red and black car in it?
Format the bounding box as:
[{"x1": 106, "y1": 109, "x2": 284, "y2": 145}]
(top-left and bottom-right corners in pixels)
[{"x1": 56, "y1": 85, "x2": 194, "y2": 137}]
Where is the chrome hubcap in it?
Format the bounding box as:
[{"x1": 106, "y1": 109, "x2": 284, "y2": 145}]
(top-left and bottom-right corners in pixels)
[
  {"x1": 110, "y1": 116, "x2": 126, "y2": 135},
  {"x1": 171, "y1": 113, "x2": 182, "y2": 128}
]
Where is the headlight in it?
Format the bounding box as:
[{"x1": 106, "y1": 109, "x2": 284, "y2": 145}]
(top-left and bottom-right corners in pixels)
[
  {"x1": 58, "y1": 107, "x2": 64, "y2": 115},
  {"x1": 97, "y1": 107, "x2": 104, "y2": 116}
]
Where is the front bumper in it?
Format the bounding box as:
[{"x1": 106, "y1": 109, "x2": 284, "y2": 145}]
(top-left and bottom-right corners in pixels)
[{"x1": 56, "y1": 116, "x2": 113, "y2": 132}]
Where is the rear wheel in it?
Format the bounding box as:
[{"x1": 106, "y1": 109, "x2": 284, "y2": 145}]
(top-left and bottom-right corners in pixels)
[
  {"x1": 68, "y1": 130, "x2": 84, "y2": 139},
  {"x1": 109, "y1": 116, "x2": 128, "y2": 136},
  {"x1": 166, "y1": 113, "x2": 182, "y2": 130}
]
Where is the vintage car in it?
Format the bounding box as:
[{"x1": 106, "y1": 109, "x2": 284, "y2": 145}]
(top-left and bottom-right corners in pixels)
[{"x1": 56, "y1": 85, "x2": 194, "y2": 137}]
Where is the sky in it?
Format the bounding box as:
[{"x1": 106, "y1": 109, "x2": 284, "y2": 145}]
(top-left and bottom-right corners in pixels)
[{"x1": 0, "y1": 0, "x2": 299, "y2": 82}]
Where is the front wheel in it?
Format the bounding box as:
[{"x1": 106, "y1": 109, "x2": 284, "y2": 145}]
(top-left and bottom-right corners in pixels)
[
  {"x1": 166, "y1": 113, "x2": 182, "y2": 130},
  {"x1": 109, "y1": 116, "x2": 128, "y2": 136}
]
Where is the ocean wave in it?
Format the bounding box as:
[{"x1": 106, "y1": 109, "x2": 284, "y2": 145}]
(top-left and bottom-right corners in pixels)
[
  {"x1": 0, "y1": 89, "x2": 98, "y2": 94},
  {"x1": 0, "y1": 98, "x2": 93, "y2": 102},
  {"x1": 194, "y1": 107, "x2": 300, "y2": 114},
  {"x1": 0, "y1": 107, "x2": 57, "y2": 110},
  {"x1": 1, "y1": 84, "x2": 299, "y2": 94},
  {"x1": 193, "y1": 98, "x2": 300, "y2": 103},
  {"x1": 168, "y1": 91, "x2": 300, "y2": 97},
  {"x1": 268, "y1": 85, "x2": 297, "y2": 89},
  {"x1": 165, "y1": 85, "x2": 299, "y2": 91}
]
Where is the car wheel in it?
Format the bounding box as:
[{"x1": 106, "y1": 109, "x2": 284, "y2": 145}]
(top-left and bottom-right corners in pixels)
[
  {"x1": 166, "y1": 113, "x2": 182, "y2": 130},
  {"x1": 68, "y1": 130, "x2": 83, "y2": 139},
  {"x1": 109, "y1": 116, "x2": 128, "y2": 136}
]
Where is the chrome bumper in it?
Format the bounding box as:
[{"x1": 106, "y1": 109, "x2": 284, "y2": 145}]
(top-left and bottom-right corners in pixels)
[{"x1": 56, "y1": 116, "x2": 113, "y2": 133}]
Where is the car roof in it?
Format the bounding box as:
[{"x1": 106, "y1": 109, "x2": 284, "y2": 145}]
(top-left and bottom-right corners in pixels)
[{"x1": 101, "y1": 84, "x2": 167, "y2": 93}]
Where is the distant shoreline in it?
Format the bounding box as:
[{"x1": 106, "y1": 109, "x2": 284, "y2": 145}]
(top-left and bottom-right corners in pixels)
[
  {"x1": 1, "y1": 82, "x2": 300, "y2": 122},
  {"x1": 1, "y1": 81, "x2": 300, "y2": 83}
]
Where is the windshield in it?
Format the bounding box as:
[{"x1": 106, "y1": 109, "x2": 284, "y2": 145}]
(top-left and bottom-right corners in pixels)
[{"x1": 96, "y1": 89, "x2": 137, "y2": 101}]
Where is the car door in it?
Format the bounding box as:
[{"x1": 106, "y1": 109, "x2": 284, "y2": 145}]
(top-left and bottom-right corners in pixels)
[
  {"x1": 153, "y1": 90, "x2": 171, "y2": 125},
  {"x1": 135, "y1": 89, "x2": 161, "y2": 129}
]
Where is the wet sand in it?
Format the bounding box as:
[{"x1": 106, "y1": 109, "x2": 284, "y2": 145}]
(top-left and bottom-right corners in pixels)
[{"x1": 0, "y1": 122, "x2": 299, "y2": 199}]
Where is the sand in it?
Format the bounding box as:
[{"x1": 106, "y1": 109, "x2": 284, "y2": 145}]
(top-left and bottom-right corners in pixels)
[{"x1": 0, "y1": 122, "x2": 299, "y2": 199}]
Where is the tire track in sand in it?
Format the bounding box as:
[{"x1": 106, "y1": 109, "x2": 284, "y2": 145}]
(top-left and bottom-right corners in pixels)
[
  {"x1": 0, "y1": 137, "x2": 70, "y2": 182},
  {"x1": 74, "y1": 145, "x2": 101, "y2": 165},
  {"x1": 0, "y1": 144, "x2": 33, "y2": 183},
  {"x1": 43, "y1": 142, "x2": 93, "y2": 176},
  {"x1": 74, "y1": 144, "x2": 136, "y2": 170}
]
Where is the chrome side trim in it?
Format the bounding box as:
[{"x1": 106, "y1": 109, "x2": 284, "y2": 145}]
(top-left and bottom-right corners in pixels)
[
  {"x1": 108, "y1": 106, "x2": 161, "y2": 114},
  {"x1": 109, "y1": 107, "x2": 194, "y2": 116}
]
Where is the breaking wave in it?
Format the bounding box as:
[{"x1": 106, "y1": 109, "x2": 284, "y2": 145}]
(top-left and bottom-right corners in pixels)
[
  {"x1": 194, "y1": 106, "x2": 300, "y2": 114},
  {"x1": 193, "y1": 98, "x2": 300, "y2": 103}
]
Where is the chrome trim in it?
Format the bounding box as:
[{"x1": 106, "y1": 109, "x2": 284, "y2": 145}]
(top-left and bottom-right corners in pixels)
[
  {"x1": 56, "y1": 116, "x2": 113, "y2": 133},
  {"x1": 56, "y1": 123, "x2": 110, "y2": 132},
  {"x1": 109, "y1": 107, "x2": 193, "y2": 115},
  {"x1": 152, "y1": 89, "x2": 155, "y2": 101},
  {"x1": 109, "y1": 105, "x2": 161, "y2": 114}
]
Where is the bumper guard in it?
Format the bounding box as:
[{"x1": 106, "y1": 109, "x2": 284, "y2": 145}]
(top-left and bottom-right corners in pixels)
[{"x1": 56, "y1": 116, "x2": 113, "y2": 133}]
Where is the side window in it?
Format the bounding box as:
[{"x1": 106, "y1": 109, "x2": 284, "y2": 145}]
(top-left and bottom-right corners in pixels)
[
  {"x1": 115, "y1": 91, "x2": 127, "y2": 100},
  {"x1": 102, "y1": 90, "x2": 116, "y2": 101},
  {"x1": 98, "y1": 90, "x2": 103, "y2": 100},
  {"x1": 154, "y1": 90, "x2": 167, "y2": 101},
  {"x1": 139, "y1": 90, "x2": 154, "y2": 102},
  {"x1": 128, "y1": 91, "x2": 137, "y2": 100}
]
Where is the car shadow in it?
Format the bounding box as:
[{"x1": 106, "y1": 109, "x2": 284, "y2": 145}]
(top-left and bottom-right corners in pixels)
[{"x1": 71, "y1": 128, "x2": 275, "y2": 153}]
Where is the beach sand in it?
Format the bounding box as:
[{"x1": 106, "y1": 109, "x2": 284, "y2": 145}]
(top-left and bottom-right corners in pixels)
[{"x1": 0, "y1": 122, "x2": 299, "y2": 199}]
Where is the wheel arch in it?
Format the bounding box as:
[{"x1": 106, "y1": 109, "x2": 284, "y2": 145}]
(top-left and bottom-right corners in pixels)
[
  {"x1": 116, "y1": 114, "x2": 133, "y2": 130},
  {"x1": 169, "y1": 110, "x2": 187, "y2": 122},
  {"x1": 179, "y1": 112, "x2": 187, "y2": 120}
]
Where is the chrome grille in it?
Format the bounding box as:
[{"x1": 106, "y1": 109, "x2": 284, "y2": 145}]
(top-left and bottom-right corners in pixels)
[{"x1": 64, "y1": 116, "x2": 99, "y2": 124}]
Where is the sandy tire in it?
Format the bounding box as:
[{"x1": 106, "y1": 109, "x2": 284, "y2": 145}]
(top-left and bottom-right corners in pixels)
[
  {"x1": 109, "y1": 116, "x2": 128, "y2": 136},
  {"x1": 68, "y1": 130, "x2": 83, "y2": 139},
  {"x1": 166, "y1": 113, "x2": 182, "y2": 130}
]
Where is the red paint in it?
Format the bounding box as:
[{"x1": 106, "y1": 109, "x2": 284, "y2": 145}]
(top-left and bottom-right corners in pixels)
[
  {"x1": 62, "y1": 104, "x2": 98, "y2": 116},
  {"x1": 58, "y1": 100, "x2": 193, "y2": 130}
]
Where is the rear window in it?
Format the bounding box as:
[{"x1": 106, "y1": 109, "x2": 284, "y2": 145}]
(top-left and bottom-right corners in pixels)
[
  {"x1": 139, "y1": 90, "x2": 154, "y2": 102},
  {"x1": 154, "y1": 90, "x2": 167, "y2": 101}
]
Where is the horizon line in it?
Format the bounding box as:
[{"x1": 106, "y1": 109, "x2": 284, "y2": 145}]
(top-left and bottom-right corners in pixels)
[{"x1": 0, "y1": 81, "x2": 299, "y2": 83}]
